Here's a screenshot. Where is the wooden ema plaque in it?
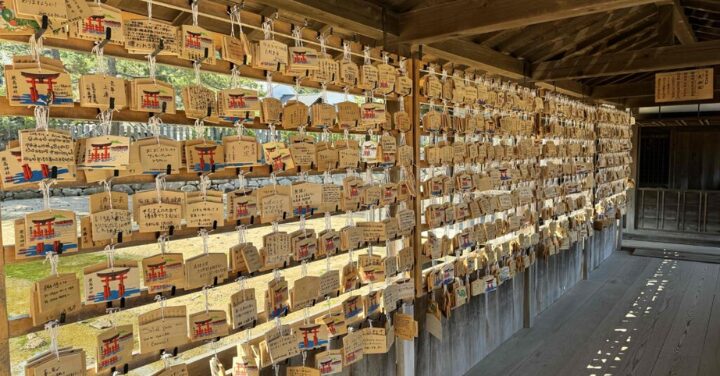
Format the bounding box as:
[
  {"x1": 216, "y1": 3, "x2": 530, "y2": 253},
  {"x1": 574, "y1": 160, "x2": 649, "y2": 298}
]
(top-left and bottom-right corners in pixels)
[
  {"x1": 185, "y1": 140, "x2": 225, "y2": 173},
  {"x1": 224, "y1": 135, "x2": 261, "y2": 168},
  {"x1": 25, "y1": 348, "x2": 86, "y2": 376},
  {"x1": 254, "y1": 40, "x2": 288, "y2": 71},
  {"x1": 138, "y1": 306, "x2": 188, "y2": 354},
  {"x1": 188, "y1": 310, "x2": 229, "y2": 342},
  {"x1": 265, "y1": 277, "x2": 289, "y2": 319},
  {"x1": 70, "y1": 2, "x2": 124, "y2": 43},
  {"x1": 315, "y1": 349, "x2": 343, "y2": 375},
  {"x1": 287, "y1": 366, "x2": 321, "y2": 376},
  {"x1": 293, "y1": 321, "x2": 330, "y2": 351},
  {"x1": 31, "y1": 273, "x2": 81, "y2": 325},
  {"x1": 229, "y1": 288, "x2": 257, "y2": 329},
  {"x1": 227, "y1": 190, "x2": 258, "y2": 222},
  {"x1": 96, "y1": 324, "x2": 134, "y2": 374},
  {"x1": 0, "y1": 147, "x2": 76, "y2": 190},
  {"x1": 221, "y1": 33, "x2": 251, "y2": 67},
  {"x1": 287, "y1": 46, "x2": 320, "y2": 74},
  {"x1": 142, "y1": 253, "x2": 184, "y2": 293},
  {"x1": 184, "y1": 253, "x2": 227, "y2": 290},
  {"x1": 263, "y1": 141, "x2": 295, "y2": 171},
  {"x1": 218, "y1": 88, "x2": 260, "y2": 119},
  {"x1": 138, "y1": 138, "x2": 183, "y2": 174},
  {"x1": 260, "y1": 324, "x2": 299, "y2": 365},
  {"x1": 229, "y1": 242, "x2": 262, "y2": 275},
  {"x1": 336, "y1": 101, "x2": 360, "y2": 129},
  {"x1": 289, "y1": 136, "x2": 317, "y2": 171},
  {"x1": 180, "y1": 25, "x2": 216, "y2": 64},
  {"x1": 83, "y1": 261, "x2": 141, "y2": 304},
  {"x1": 79, "y1": 74, "x2": 127, "y2": 110},
  {"x1": 130, "y1": 79, "x2": 176, "y2": 114},
  {"x1": 19, "y1": 129, "x2": 76, "y2": 168},
  {"x1": 5, "y1": 67, "x2": 74, "y2": 107},
  {"x1": 290, "y1": 275, "x2": 319, "y2": 310},
  {"x1": 21, "y1": 209, "x2": 77, "y2": 259},
  {"x1": 290, "y1": 228, "x2": 317, "y2": 262},
  {"x1": 124, "y1": 19, "x2": 181, "y2": 55},
  {"x1": 342, "y1": 329, "x2": 363, "y2": 366}
]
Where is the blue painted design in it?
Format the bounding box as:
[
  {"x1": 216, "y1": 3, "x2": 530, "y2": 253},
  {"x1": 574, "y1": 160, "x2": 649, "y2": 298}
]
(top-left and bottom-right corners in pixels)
[
  {"x1": 24, "y1": 242, "x2": 78, "y2": 257},
  {"x1": 91, "y1": 288, "x2": 141, "y2": 303},
  {"x1": 297, "y1": 339, "x2": 329, "y2": 350},
  {"x1": 12, "y1": 94, "x2": 73, "y2": 106},
  {"x1": 10, "y1": 168, "x2": 70, "y2": 183}
]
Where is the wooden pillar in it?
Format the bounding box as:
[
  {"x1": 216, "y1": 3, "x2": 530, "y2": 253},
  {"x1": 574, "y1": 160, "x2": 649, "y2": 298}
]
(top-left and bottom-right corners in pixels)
[
  {"x1": 0, "y1": 209, "x2": 10, "y2": 376},
  {"x1": 411, "y1": 55, "x2": 424, "y2": 298}
]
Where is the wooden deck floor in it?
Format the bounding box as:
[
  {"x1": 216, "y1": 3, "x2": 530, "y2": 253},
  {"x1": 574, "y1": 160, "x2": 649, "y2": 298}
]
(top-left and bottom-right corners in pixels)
[{"x1": 466, "y1": 251, "x2": 720, "y2": 376}]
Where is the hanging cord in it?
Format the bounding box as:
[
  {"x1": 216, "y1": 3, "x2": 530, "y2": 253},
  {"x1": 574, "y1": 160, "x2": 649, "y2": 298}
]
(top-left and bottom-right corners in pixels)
[
  {"x1": 155, "y1": 173, "x2": 167, "y2": 203},
  {"x1": 155, "y1": 294, "x2": 166, "y2": 320},
  {"x1": 147, "y1": 0, "x2": 153, "y2": 20},
  {"x1": 200, "y1": 228, "x2": 210, "y2": 256},
  {"x1": 193, "y1": 57, "x2": 202, "y2": 86},
  {"x1": 342, "y1": 41, "x2": 351, "y2": 62},
  {"x1": 28, "y1": 33, "x2": 43, "y2": 70},
  {"x1": 101, "y1": 180, "x2": 114, "y2": 210},
  {"x1": 44, "y1": 251, "x2": 59, "y2": 276},
  {"x1": 35, "y1": 105, "x2": 50, "y2": 130},
  {"x1": 262, "y1": 14, "x2": 275, "y2": 40},
  {"x1": 292, "y1": 25, "x2": 303, "y2": 47},
  {"x1": 191, "y1": 0, "x2": 199, "y2": 26},
  {"x1": 363, "y1": 46, "x2": 371, "y2": 66},
  {"x1": 39, "y1": 179, "x2": 55, "y2": 211},
  {"x1": 92, "y1": 42, "x2": 107, "y2": 76},
  {"x1": 228, "y1": 4, "x2": 244, "y2": 38},
  {"x1": 45, "y1": 320, "x2": 60, "y2": 359},
  {"x1": 147, "y1": 52, "x2": 157, "y2": 83},
  {"x1": 105, "y1": 244, "x2": 116, "y2": 270},
  {"x1": 199, "y1": 174, "x2": 211, "y2": 201},
  {"x1": 230, "y1": 64, "x2": 241, "y2": 89},
  {"x1": 265, "y1": 71, "x2": 274, "y2": 98}
]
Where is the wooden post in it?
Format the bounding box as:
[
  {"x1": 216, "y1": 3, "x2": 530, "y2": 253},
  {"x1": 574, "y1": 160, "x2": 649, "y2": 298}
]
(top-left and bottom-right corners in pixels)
[
  {"x1": 411, "y1": 54, "x2": 424, "y2": 298},
  {"x1": 0, "y1": 208, "x2": 10, "y2": 376}
]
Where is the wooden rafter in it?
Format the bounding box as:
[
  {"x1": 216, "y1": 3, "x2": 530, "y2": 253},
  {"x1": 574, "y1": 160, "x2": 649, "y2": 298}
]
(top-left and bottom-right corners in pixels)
[
  {"x1": 536, "y1": 7, "x2": 657, "y2": 62},
  {"x1": 397, "y1": 0, "x2": 662, "y2": 44},
  {"x1": 251, "y1": 0, "x2": 399, "y2": 40},
  {"x1": 657, "y1": 4, "x2": 675, "y2": 45},
  {"x1": 592, "y1": 72, "x2": 719, "y2": 99},
  {"x1": 532, "y1": 38, "x2": 720, "y2": 81},
  {"x1": 683, "y1": 0, "x2": 720, "y2": 14},
  {"x1": 422, "y1": 39, "x2": 590, "y2": 97},
  {"x1": 671, "y1": 0, "x2": 697, "y2": 44}
]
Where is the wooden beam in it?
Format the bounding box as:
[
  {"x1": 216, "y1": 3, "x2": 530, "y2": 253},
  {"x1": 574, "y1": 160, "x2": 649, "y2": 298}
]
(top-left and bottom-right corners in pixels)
[
  {"x1": 532, "y1": 40, "x2": 720, "y2": 80},
  {"x1": 683, "y1": 0, "x2": 720, "y2": 14},
  {"x1": 0, "y1": 210, "x2": 8, "y2": 376},
  {"x1": 671, "y1": 0, "x2": 697, "y2": 44},
  {"x1": 657, "y1": 4, "x2": 676, "y2": 45},
  {"x1": 397, "y1": 0, "x2": 662, "y2": 44},
  {"x1": 252, "y1": 0, "x2": 399, "y2": 40},
  {"x1": 423, "y1": 39, "x2": 590, "y2": 97},
  {"x1": 536, "y1": 7, "x2": 656, "y2": 62},
  {"x1": 424, "y1": 39, "x2": 526, "y2": 79},
  {"x1": 592, "y1": 73, "x2": 720, "y2": 99}
]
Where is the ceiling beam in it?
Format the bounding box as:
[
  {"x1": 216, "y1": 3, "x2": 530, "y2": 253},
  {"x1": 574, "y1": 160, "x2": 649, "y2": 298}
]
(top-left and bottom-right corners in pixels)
[
  {"x1": 423, "y1": 39, "x2": 590, "y2": 97},
  {"x1": 657, "y1": 4, "x2": 675, "y2": 45},
  {"x1": 255, "y1": 0, "x2": 399, "y2": 40},
  {"x1": 683, "y1": 0, "x2": 720, "y2": 14},
  {"x1": 671, "y1": 0, "x2": 697, "y2": 44},
  {"x1": 532, "y1": 40, "x2": 720, "y2": 80},
  {"x1": 592, "y1": 73, "x2": 720, "y2": 99},
  {"x1": 397, "y1": 0, "x2": 663, "y2": 44}
]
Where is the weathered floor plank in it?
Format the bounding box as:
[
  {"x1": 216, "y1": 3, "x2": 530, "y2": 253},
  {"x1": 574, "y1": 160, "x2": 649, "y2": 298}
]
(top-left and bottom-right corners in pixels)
[{"x1": 466, "y1": 252, "x2": 720, "y2": 376}]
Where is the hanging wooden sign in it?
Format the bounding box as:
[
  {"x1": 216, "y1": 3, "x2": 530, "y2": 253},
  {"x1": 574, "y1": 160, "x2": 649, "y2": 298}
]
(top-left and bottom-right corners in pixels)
[
  {"x1": 287, "y1": 366, "x2": 321, "y2": 376},
  {"x1": 96, "y1": 324, "x2": 134, "y2": 373},
  {"x1": 79, "y1": 74, "x2": 127, "y2": 110},
  {"x1": 130, "y1": 79, "x2": 176, "y2": 113},
  {"x1": 315, "y1": 349, "x2": 343, "y2": 375},
  {"x1": 182, "y1": 84, "x2": 218, "y2": 120},
  {"x1": 342, "y1": 329, "x2": 364, "y2": 366},
  {"x1": 316, "y1": 307, "x2": 347, "y2": 337},
  {"x1": 395, "y1": 75, "x2": 413, "y2": 96},
  {"x1": 317, "y1": 229, "x2": 340, "y2": 258},
  {"x1": 19, "y1": 129, "x2": 76, "y2": 168},
  {"x1": 229, "y1": 288, "x2": 257, "y2": 329},
  {"x1": 254, "y1": 40, "x2": 288, "y2": 71},
  {"x1": 188, "y1": 310, "x2": 229, "y2": 342},
  {"x1": 124, "y1": 19, "x2": 181, "y2": 55},
  {"x1": 22, "y1": 209, "x2": 77, "y2": 258},
  {"x1": 376, "y1": 63, "x2": 396, "y2": 95},
  {"x1": 288, "y1": 46, "x2": 320, "y2": 74},
  {"x1": 185, "y1": 140, "x2": 225, "y2": 172},
  {"x1": 291, "y1": 275, "x2": 320, "y2": 310},
  {"x1": 180, "y1": 25, "x2": 216, "y2": 64},
  {"x1": 262, "y1": 141, "x2": 295, "y2": 171},
  {"x1": 261, "y1": 97, "x2": 283, "y2": 123},
  {"x1": 137, "y1": 203, "x2": 182, "y2": 233},
  {"x1": 142, "y1": 253, "x2": 184, "y2": 293},
  {"x1": 219, "y1": 91, "x2": 259, "y2": 123},
  {"x1": 281, "y1": 100, "x2": 309, "y2": 129},
  {"x1": 138, "y1": 305, "x2": 188, "y2": 354},
  {"x1": 288, "y1": 136, "x2": 317, "y2": 170},
  {"x1": 311, "y1": 102, "x2": 337, "y2": 128},
  {"x1": 83, "y1": 261, "x2": 141, "y2": 304},
  {"x1": 5, "y1": 67, "x2": 74, "y2": 107},
  {"x1": 24, "y1": 348, "x2": 86, "y2": 376},
  {"x1": 139, "y1": 138, "x2": 183, "y2": 174},
  {"x1": 318, "y1": 269, "x2": 340, "y2": 298},
  {"x1": 359, "y1": 64, "x2": 379, "y2": 90},
  {"x1": 70, "y1": 2, "x2": 124, "y2": 43},
  {"x1": 221, "y1": 33, "x2": 251, "y2": 66},
  {"x1": 337, "y1": 101, "x2": 360, "y2": 129},
  {"x1": 340, "y1": 61, "x2": 359, "y2": 86},
  {"x1": 359, "y1": 102, "x2": 386, "y2": 130},
  {"x1": 265, "y1": 277, "x2": 289, "y2": 319},
  {"x1": 655, "y1": 68, "x2": 714, "y2": 103},
  {"x1": 312, "y1": 55, "x2": 339, "y2": 84},
  {"x1": 262, "y1": 230, "x2": 291, "y2": 268},
  {"x1": 184, "y1": 253, "x2": 227, "y2": 290},
  {"x1": 227, "y1": 190, "x2": 257, "y2": 222},
  {"x1": 30, "y1": 273, "x2": 81, "y2": 325}
]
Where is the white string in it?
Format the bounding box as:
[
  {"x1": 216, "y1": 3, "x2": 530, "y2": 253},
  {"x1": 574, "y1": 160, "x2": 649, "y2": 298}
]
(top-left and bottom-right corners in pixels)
[
  {"x1": 292, "y1": 26, "x2": 303, "y2": 47},
  {"x1": 265, "y1": 72, "x2": 274, "y2": 98},
  {"x1": 191, "y1": 0, "x2": 199, "y2": 26},
  {"x1": 194, "y1": 118, "x2": 206, "y2": 140},
  {"x1": 199, "y1": 174, "x2": 211, "y2": 200},
  {"x1": 324, "y1": 211, "x2": 332, "y2": 231},
  {"x1": 92, "y1": 42, "x2": 107, "y2": 75},
  {"x1": 236, "y1": 225, "x2": 246, "y2": 244},
  {"x1": 28, "y1": 34, "x2": 43, "y2": 69},
  {"x1": 193, "y1": 60, "x2": 202, "y2": 85},
  {"x1": 363, "y1": 46, "x2": 371, "y2": 65},
  {"x1": 230, "y1": 65, "x2": 241, "y2": 88},
  {"x1": 318, "y1": 34, "x2": 327, "y2": 55},
  {"x1": 238, "y1": 171, "x2": 246, "y2": 190},
  {"x1": 147, "y1": 0, "x2": 153, "y2": 20},
  {"x1": 343, "y1": 41, "x2": 351, "y2": 62},
  {"x1": 203, "y1": 286, "x2": 211, "y2": 313},
  {"x1": 44, "y1": 251, "x2": 59, "y2": 276},
  {"x1": 200, "y1": 228, "x2": 210, "y2": 256},
  {"x1": 155, "y1": 295, "x2": 166, "y2": 320},
  {"x1": 105, "y1": 244, "x2": 116, "y2": 270},
  {"x1": 44, "y1": 320, "x2": 60, "y2": 359},
  {"x1": 147, "y1": 54, "x2": 157, "y2": 82},
  {"x1": 149, "y1": 113, "x2": 163, "y2": 142},
  {"x1": 102, "y1": 180, "x2": 113, "y2": 210},
  {"x1": 34, "y1": 105, "x2": 49, "y2": 130},
  {"x1": 262, "y1": 16, "x2": 274, "y2": 40},
  {"x1": 158, "y1": 235, "x2": 168, "y2": 254},
  {"x1": 39, "y1": 179, "x2": 54, "y2": 210},
  {"x1": 155, "y1": 173, "x2": 167, "y2": 203}
]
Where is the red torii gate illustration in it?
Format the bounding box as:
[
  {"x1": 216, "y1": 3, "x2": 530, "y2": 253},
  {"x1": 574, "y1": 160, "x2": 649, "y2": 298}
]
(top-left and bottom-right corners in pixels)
[
  {"x1": 89, "y1": 142, "x2": 112, "y2": 162},
  {"x1": 319, "y1": 359, "x2": 333, "y2": 373},
  {"x1": 83, "y1": 15, "x2": 105, "y2": 34},
  {"x1": 292, "y1": 51, "x2": 308, "y2": 64},
  {"x1": 146, "y1": 261, "x2": 167, "y2": 281},
  {"x1": 193, "y1": 318, "x2": 214, "y2": 338},
  {"x1": 299, "y1": 324, "x2": 321, "y2": 348},
  {"x1": 194, "y1": 145, "x2": 217, "y2": 171},
  {"x1": 227, "y1": 93, "x2": 247, "y2": 109},
  {"x1": 31, "y1": 217, "x2": 56, "y2": 239},
  {"x1": 185, "y1": 31, "x2": 202, "y2": 49},
  {"x1": 21, "y1": 72, "x2": 60, "y2": 103},
  {"x1": 97, "y1": 268, "x2": 130, "y2": 300},
  {"x1": 142, "y1": 90, "x2": 161, "y2": 109},
  {"x1": 101, "y1": 333, "x2": 120, "y2": 357}
]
